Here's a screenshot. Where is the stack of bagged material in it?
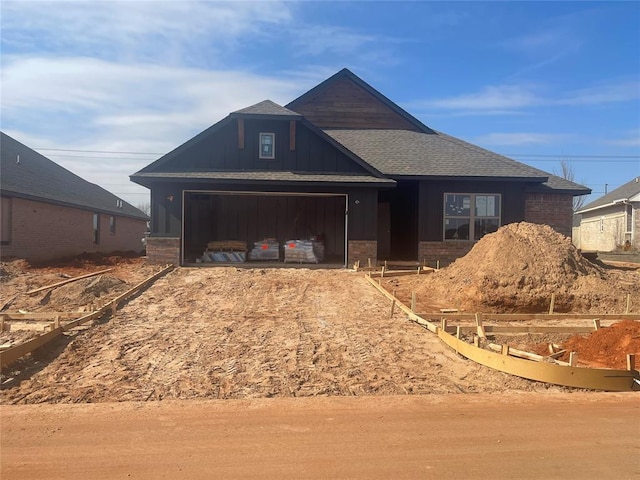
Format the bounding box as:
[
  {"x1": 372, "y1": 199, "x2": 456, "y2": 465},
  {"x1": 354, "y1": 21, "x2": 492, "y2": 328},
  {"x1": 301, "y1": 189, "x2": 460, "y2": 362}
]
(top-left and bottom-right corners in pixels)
[
  {"x1": 248, "y1": 239, "x2": 280, "y2": 261},
  {"x1": 201, "y1": 251, "x2": 246, "y2": 262},
  {"x1": 197, "y1": 240, "x2": 247, "y2": 263},
  {"x1": 283, "y1": 240, "x2": 324, "y2": 263}
]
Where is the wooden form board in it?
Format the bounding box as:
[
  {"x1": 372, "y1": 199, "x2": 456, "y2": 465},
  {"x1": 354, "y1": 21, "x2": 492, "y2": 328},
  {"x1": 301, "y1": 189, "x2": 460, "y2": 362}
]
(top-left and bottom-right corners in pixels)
[
  {"x1": 364, "y1": 274, "x2": 640, "y2": 392},
  {"x1": 26, "y1": 268, "x2": 114, "y2": 295},
  {"x1": 438, "y1": 329, "x2": 639, "y2": 391},
  {"x1": 0, "y1": 265, "x2": 174, "y2": 369}
]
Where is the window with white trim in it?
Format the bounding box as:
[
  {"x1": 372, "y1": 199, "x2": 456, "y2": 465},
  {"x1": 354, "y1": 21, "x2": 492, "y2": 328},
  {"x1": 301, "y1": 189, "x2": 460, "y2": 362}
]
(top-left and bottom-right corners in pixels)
[
  {"x1": 259, "y1": 132, "x2": 275, "y2": 159},
  {"x1": 444, "y1": 193, "x2": 501, "y2": 241}
]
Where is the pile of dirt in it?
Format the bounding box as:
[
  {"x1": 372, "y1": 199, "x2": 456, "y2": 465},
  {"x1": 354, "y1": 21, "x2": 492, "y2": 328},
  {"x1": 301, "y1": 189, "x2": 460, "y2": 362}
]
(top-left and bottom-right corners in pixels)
[
  {"x1": 556, "y1": 320, "x2": 640, "y2": 369},
  {"x1": 45, "y1": 275, "x2": 125, "y2": 308},
  {"x1": 413, "y1": 222, "x2": 637, "y2": 313}
]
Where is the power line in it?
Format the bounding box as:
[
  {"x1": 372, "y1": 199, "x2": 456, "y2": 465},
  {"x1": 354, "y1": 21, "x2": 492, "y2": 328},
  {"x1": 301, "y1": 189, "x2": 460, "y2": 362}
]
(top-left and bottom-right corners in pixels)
[
  {"x1": 35, "y1": 148, "x2": 164, "y2": 155},
  {"x1": 504, "y1": 153, "x2": 640, "y2": 159}
]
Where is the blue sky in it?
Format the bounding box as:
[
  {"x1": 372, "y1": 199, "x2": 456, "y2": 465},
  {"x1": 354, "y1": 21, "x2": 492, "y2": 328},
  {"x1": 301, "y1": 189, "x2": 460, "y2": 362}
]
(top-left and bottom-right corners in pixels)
[{"x1": 1, "y1": 0, "x2": 639, "y2": 208}]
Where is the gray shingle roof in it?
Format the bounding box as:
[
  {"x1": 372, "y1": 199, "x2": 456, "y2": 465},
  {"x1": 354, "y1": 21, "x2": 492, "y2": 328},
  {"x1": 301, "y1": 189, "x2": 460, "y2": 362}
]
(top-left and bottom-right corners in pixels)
[
  {"x1": 577, "y1": 176, "x2": 640, "y2": 212},
  {"x1": 1, "y1": 132, "x2": 148, "y2": 220},
  {"x1": 132, "y1": 170, "x2": 394, "y2": 186},
  {"x1": 323, "y1": 129, "x2": 552, "y2": 180},
  {"x1": 231, "y1": 100, "x2": 301, "y2": 118}
]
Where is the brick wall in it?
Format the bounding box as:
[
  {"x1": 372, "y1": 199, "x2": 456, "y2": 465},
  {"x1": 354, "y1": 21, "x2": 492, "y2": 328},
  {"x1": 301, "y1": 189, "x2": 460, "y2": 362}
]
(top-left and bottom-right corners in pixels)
[
  {"x1": 418, "y1": 241, "x2": 474, "y2": 267},
  {"x1": 146, "y1": 237, "x2": 181, "y2": 265},
  {"x1": 1, "y1": 197, "x2": 147, "y2": 262},
  {"x1": 348, "y1": 240, "x2": 377, "y2": 267},
  {"x1": 524, "y1": 193, "x2": 574, "y2": 237}
]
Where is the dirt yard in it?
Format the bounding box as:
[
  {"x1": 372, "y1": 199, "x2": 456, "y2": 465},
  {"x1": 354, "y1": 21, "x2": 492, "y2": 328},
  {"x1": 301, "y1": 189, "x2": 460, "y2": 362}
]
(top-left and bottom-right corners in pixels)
[{"x1": 1, "y1": 223, "x2": 640, "y2": 478}]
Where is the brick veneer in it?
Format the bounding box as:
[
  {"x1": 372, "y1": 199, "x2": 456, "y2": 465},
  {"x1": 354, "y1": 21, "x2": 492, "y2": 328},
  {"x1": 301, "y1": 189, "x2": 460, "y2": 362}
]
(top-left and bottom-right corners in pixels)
[
  {"x1": 1, "y1": 197, "x2": 147, "y2": 262},
  {"x1": 146, "y1": 237, "x2": 181, "y2": 265},
  {"x1": 524, "y1": 193, "x2": 574, "y2": 237},
  {"x1": 348, "y1": 240, "x2": 377, "y2": 267},
  {"x1": 418, "y1": 241, "x2": 474, "y2": 267}
]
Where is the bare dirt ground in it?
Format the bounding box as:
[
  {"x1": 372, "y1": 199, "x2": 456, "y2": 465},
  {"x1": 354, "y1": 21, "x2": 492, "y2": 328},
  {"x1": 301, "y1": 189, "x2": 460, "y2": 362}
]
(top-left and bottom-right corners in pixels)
[
  {"x1": 2, "y1": 392, "x2": 638, "y2": 480},
  {"x1": 1, "y1": 224, "x2": 639, "y2": 478}
]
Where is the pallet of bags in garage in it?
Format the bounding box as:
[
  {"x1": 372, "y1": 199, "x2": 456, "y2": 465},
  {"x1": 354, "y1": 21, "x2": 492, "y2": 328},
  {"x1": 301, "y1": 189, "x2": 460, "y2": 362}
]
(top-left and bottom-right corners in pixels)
[
  {"x1": 283, "y1": 239, "x2": 324, "y2": 263},
  {"x1": 198, "y1": 240, "x2": 247, "y2": 263},
  {"x1": 248, "y1": 239, "x2": 280, "y2": 261}
]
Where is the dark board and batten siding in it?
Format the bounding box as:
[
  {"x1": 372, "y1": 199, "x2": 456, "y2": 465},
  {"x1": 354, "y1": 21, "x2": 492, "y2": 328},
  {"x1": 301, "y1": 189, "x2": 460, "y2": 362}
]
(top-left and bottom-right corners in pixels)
[
  {"x1": 287, "y1": 76, "x2": 421, "y2": 131},
  {"x1": 154, "y1": 119, "x2": 368, "y2": 175},
  {"x1": 418, "y1": 180, "x2": 528, "y2": 242}
]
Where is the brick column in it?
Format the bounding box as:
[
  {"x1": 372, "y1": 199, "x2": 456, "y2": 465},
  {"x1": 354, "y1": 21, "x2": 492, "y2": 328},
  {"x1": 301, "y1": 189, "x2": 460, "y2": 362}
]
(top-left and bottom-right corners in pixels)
[
  {"x1": 146, "y1": 237, "x2": 180, "y2": 265},
  {"x1": 348, "y1": 240, "x2": 377, "y2": 267}
]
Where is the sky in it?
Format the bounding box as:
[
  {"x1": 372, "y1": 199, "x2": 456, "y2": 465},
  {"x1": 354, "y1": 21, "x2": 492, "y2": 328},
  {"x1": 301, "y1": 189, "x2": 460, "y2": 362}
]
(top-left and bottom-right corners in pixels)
[{"x1": 1, "y1": 0, "x2": 639, "y2": 209}]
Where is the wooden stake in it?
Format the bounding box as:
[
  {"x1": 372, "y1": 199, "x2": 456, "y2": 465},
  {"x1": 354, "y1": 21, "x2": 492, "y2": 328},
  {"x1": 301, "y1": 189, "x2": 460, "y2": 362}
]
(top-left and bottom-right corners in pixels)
[
  {"x1": 368, "y1": 258, "x2": 372, "y2": 268},
  {"x1": 381, "y1": 266, "x2": 385, "y2": 278},
  {"x1": 593, "y1": 319, "x2": 601, "y2": 330},
  {"x1": 625, "y1": 294, "x2": 631, "y2": 314},
  {"x1": 501, "y1": 344, "x2": 510, "y2": 356},
  {"x1": 549, "y1": 293, "x2": 556, "y2": 314},
  {"x1": 569, "y1": 352, "x2": 578, "y2": 367},
  {"x1": 473, "y1": 336, "x2": 480, "y2": 347},
  {"x1": 456, "y1": 326, "x2": 461, "y2": 339},
  {"x1": 441, "y1": 318, "x2": 447, "y2": 332},
  {"x1": 411, "y1": 292, "x2": 417, "y2": 313},
  {"x1": 436, "y1": 260, "x2": 440, "y2": 270},
  {"x1": 54, "y1": 316, "x2": 60, "y2": 329},
  {"x1": 627, "y1": 354, "x2": 636, "y2": 371},
  {"x1": 416, "y1": 266, "x2": 421, "y2": 275},
  {"x1": 390, "y1": 299, "x2": 396, "y2": 318}
]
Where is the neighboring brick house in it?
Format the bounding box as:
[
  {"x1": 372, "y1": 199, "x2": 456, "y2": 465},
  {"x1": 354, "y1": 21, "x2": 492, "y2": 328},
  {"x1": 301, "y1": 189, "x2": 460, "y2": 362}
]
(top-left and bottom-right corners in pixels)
[
  {"x1": 574, "y1": 177, "x2": 640, "y2": 252},
  {"x1": 131, "y1": 68, "x2": 590, "y2": 266},
  {"x1": 1, "y1": 132, "x2": 149, "y2": 262}
]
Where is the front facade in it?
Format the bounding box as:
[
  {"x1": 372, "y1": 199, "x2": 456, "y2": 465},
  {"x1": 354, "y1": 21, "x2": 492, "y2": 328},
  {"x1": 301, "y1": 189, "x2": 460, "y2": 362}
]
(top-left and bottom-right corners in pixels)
[
  {"x1": 1, "y1": 132, "x2": 149, "y2": 262},
  {"x1": 575, "y1": 177, "x2": 640, "y2": 252},
  {"x1": 131, "y1": 69, "x2": 589, "y2": 267}
]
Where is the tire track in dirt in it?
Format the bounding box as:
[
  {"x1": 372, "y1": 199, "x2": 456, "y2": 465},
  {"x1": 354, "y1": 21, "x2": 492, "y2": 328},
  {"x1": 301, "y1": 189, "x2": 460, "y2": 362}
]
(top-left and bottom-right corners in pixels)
[{"x1": 2, "y1": 268, "x2": 538, "y2": 404}]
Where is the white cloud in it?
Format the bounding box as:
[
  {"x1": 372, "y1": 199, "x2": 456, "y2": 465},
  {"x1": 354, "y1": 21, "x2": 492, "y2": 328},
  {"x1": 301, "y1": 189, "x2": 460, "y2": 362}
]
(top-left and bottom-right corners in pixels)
[
  {"x1": 412, "y1": 79, "x2": 640, "y2": 116},
  {"x1": 416, "y1": 84, "x2": 540, "y2": 111},
  {"x1": 474, "y1": 132, "x2": 577, "y2": 146},
  {"x1": 1, "y1": 1, "x2": 292, "y2": 65}
]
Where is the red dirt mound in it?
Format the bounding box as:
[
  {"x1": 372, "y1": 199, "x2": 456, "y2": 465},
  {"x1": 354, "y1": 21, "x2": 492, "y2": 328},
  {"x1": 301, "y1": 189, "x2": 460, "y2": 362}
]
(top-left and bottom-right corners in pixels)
[{"x1": 558, "y1": 320, "x2": 640, "y2": 369}]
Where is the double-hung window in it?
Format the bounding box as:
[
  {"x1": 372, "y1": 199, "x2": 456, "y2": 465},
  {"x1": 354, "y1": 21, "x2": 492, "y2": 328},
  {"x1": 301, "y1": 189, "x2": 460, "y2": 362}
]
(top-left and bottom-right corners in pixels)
[{"x1": 444, "y1": 193, "x2": 501, "y2": 241}]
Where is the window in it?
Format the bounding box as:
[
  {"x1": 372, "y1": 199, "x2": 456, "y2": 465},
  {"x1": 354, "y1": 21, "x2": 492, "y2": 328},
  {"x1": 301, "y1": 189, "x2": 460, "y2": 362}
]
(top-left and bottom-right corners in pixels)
[
  {"x1": 444, "y1": 193, "x2": 501, "y2": 241},
  {"x1": 259, "y1": 132, "x2": 275, "y2": 159},
  {"x1": 1, "y1": 196, "x2": 11, "y2": 245},
  {"x1": 109, "y1": 216, "x2": 116, "y2": 235},
  {"x1": 93, "y1": 213, "x2": 100, "y2": 244}
]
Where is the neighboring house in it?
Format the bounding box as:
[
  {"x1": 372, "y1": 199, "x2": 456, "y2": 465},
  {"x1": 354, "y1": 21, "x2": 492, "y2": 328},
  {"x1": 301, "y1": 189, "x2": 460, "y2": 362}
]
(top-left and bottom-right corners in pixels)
[
  {"x1": 1, "y1": 132, "x2": 149, "y2": 262},
  {"x1": 131, "y1": 68, "x2": 590, "y2": 266},
  {"x1": 574, "y1": 176, "x2": 640, "y2": 252}
]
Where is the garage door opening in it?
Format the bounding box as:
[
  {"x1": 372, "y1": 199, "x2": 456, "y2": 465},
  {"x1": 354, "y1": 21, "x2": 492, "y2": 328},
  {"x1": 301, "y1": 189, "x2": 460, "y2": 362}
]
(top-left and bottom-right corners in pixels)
[{"x1": 183, "y1": 191, "x2": 347, "y2": 266}]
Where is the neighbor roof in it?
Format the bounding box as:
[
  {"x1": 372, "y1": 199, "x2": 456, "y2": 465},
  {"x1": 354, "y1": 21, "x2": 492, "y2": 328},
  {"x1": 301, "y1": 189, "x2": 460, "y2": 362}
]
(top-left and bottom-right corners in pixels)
[
  {"x1": 324, "y1": 129, "x2": 551, "y2": 181},
  {"x1": 577, "y1": 176, "x2": 640, "y2": 213},
  {"x1": 1, "y1": 132, "x2": 148, "y2": 220}
]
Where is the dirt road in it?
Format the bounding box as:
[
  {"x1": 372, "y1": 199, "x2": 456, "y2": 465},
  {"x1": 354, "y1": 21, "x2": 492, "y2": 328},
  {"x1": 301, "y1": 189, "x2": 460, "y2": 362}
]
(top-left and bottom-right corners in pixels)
[{"x1": 2, "y1": 392, "x2": 638, "y2": 479}]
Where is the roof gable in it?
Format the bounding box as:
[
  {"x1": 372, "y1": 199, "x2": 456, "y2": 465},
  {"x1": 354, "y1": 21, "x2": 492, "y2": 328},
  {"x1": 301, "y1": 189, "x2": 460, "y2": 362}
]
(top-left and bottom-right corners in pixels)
[
  {"x1": 1, "y1": 132, "x2": 148, "y2": 220},
  {"x1": 231, "y1": 100, "x2": 301, "y2": 119},
  {"x1": 286, "y1": 68, "x2": 434, "y2": 133},
  {"x1": 577, "y1": 176, "x2": 640, "y2": 213}
]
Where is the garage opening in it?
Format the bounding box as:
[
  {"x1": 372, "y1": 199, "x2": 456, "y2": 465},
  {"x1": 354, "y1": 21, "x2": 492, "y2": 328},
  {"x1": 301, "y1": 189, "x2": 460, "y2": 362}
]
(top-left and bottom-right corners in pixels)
[{"x1": 182, "y1": 191, "x2": 347, "y2": 266}]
